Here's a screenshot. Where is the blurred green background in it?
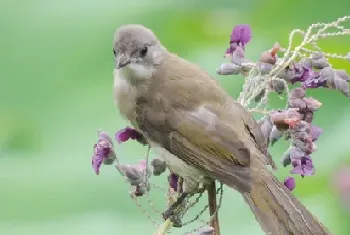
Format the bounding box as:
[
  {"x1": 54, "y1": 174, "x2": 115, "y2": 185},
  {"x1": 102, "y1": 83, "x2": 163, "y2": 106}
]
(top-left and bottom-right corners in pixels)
[{"x1": 1, "y1": 0, "x2": 350, "y2": 234}]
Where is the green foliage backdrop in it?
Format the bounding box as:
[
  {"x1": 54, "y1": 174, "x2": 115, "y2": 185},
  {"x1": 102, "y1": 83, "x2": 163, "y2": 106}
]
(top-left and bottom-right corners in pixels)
[{"x1": 1, "y1": 0, "x2": 350, "y2": 234}]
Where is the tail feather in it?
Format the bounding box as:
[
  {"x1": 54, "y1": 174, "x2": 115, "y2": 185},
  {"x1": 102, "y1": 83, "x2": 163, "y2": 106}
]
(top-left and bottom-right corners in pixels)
[{"x1": 241, "y1": 168, "x2": 330, "y2": 235}]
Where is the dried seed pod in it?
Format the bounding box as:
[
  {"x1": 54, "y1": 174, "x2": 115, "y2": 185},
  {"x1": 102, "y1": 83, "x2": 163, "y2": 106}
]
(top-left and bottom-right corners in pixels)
[
  {"x1": 310, "y1": 52, "x2": 329, "y2": 69},
  {"x1": 288, "y1": 87, "x2": 306, "y2": 99},
  {"x1": 197, "y1": 226, "x2": 215, "y2": 235},
  {"x1": 288, "y1": 146, "x2": 306, "y2": 162},
  {"x1": 311, "y1": 58, "x2": 329, "y2": 69},
  {"x1": 259, "y1": 63, "x2": 274, "y2": 75},
  {"x1": 271, "y1": 110, "x2": 301, "y2": 131},
  {"x1": 334, "y1": 77, "x2": 350, "y2": 97},
  {"x1": 292, "y1": 139, "x2": 312, "y2": 154},
  {"x1": 304, "y1": 97, "x2": 322, "y2": 111},
  {"x1": 292, "y1": 120, "x2": 311, "y2": 133},
  {"x1": 231, "y1": 46, "x2": 245, "y2": 65},
  {"x1": 288, "y1": 98, "x2": 307, "y2": 111},
  {"x1": 293, "y1": 131, "x2": 311, "y2": 142},
  {"x1": 336, "y1": 70, "x2": 350, "y2": 82},
  {"x1": 271, "y1": 79, "x2": 285, "y2": 94},
  {"x1": 216, "y1": 63, "x2": 242, "y2": 75},
  {"x1": 311, "y1": 52, "x2": 324, "y2": 60},
  {"x1": 303, "y1": 111, "x2": 314, "y2": 123},
  {"x1": 151, "y1": 158, "x2": 167, "y2": 176},
  {"x1": 319, "y1": 67, "x2": 333, "y2": 83},
  {"x1": 134, "y1": 184, "x2": 151, "y2": 197},
  {"x1": 311, "y1": 125, "x2": 323, "y2": 142},
  {"x1": 117, "y1": 160, "x2": 151, "y2": 186},
  {"x1": 278, "y1": 68, "x2": 296, "y2": 81},
  {"x1": 300, "y1": 58, "x2": 312, "y2": 70}
]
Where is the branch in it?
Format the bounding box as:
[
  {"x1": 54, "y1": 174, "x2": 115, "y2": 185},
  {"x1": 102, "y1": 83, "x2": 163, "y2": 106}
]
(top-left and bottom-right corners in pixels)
[
  {"x1": 154, "y1": 219, "x2": 173, "y2": 235},
  {"x1": 208, "y1": 181, "x2": 220, "y2": 235}
]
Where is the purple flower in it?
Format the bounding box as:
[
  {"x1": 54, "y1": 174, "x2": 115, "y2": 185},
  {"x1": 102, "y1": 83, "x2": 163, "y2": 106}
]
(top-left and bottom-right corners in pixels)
[
  {"x1": 230, "y1": 24, "x2": 252, "y2": 46},
  {"x1": 197, "y1": 226, "x2": 215, "y2": 235},
  {"x1": 289, "y1": 61, "x2": 326, "y2": 88},
  {"x1": 115, "y1": 127, "x2": 143, "y2": 144},
  {"x1": 283, "y1": 177, "x2": 296, "y2": 191},
  {"x1": 302, "y1": 76, "x2": 326, "y2": 89},
  {"x1": 291, "y1": 155, "x2": 314, "y2": 177},
  {"x1": 169, "y1": 173, "x2": 179, "y2": 192},
  {"x1": 92, "y1": 131, "x2": 116, "y2": 175},
  {"x1": 117, "y1": 160, "x2": 148, "y2": 186},
  {"x1": 311, "y1": 125, "x2": 323, "y2": 142},
  {"x1": 225, "y1": 24, "x2": 252, "y2": 54}
]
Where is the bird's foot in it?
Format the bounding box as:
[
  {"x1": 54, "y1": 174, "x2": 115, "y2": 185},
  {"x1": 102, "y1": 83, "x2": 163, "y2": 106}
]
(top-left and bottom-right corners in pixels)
[
  {"x1": 162, "y1": 192, "x2": 189, "y2": 228},
  {"x1": 162, "y1": 209, "x2": 183, "y2": 227}
]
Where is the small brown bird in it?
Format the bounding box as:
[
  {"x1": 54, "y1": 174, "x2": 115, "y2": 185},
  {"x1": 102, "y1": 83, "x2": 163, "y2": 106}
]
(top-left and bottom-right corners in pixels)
[{"x1": 112, "y1": 24, "x2": 330, "y2": 235}]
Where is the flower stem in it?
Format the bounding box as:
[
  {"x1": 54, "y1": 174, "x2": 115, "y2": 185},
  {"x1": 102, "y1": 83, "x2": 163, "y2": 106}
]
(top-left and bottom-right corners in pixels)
[
  {"x1": 208, "y1": 181, "x2": 220, "y2": 235},
  {"x1": 153, "y1": 219, "x2": 173, "y2": 235}
]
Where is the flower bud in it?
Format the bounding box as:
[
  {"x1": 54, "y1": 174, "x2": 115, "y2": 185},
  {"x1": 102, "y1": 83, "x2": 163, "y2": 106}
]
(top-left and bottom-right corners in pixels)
[
  {"x1": 134, "y1": 184, "x2": 151, "y2": 197},
  {"x1": 151, "y1": 158, "x2": 167, "y2": 176},
  {"x1": 216, "y1": 63, "x2": 242, "y2": 75},
  {"x1": 288, "y1": 87, "x2": 306, "y2": 99},
  {"x1": 311, "y1": 125, "x2": 323, "y2": 142},
  {"x1": 197, "y1": 226, "x2": 215, "y2": 235},
  {"x1": 271, "y1": 79, "x2": 285, "y2": 94},
  {"x1": 231, "y1": 46, "x2": 245, "y2": 65},
  {"x1": 334, "y1": 77, "x2": 350, "y2": 97},
  {"x1": 336, "y1": 70, "x2": 350, "y2": 82},
  {"x1": 92, "y1": 131, "x2": 116, "y2": 175},
  {"x1": 283, "y1": 177, "x2": 296, "y2": 191},
  {"x1": 304, "y1": 97, "x2": 322, "y2": 111},
  {"x1": 259, "y1": 63, "x2": 274, "y2": 75},
  {"x1": 319, "y1": 67, "x2": 335, "y2": 83}
]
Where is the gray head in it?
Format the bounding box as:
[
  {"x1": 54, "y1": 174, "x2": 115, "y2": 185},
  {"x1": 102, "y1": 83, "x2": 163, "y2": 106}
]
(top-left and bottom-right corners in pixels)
[{"x1": 113, "y1": 24, "x2": 166, "y2": 78}]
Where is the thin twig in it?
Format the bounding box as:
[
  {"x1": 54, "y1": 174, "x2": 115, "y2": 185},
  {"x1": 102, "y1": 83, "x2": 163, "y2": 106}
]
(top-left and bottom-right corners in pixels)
[
  {"x1": 207, "y1": 181, "x2": 220, "y2": 235},
  {"x1": 153, "y1": 219, "x2": 173, "y2": 235}
]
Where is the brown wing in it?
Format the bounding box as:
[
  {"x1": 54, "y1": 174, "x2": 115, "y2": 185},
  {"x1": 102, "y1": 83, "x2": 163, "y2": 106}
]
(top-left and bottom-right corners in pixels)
[
  {"x1": 231, "y1": 102, "x2": 277, "y2": 169},
  {"x1": 136, "y1": 100, "x2": 257, "y2": 193}
]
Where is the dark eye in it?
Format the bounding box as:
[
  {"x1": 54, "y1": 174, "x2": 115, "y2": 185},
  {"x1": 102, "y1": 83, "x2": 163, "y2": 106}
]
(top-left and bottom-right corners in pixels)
[
  {"x1": 140, "y1": 46, "x2": 148, "y2": 57},
  {"x1": 113, "y1": 49, "x2": 116, "y2": 57}
]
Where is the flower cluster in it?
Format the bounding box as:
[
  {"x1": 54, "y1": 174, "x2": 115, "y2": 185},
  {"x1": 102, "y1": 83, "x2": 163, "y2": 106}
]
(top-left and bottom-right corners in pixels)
[
  {"x1": 91, "y1": 128, "x2": 213, "y2": 234},
  {"x1": 278, "y1": 56, "x2": 350, "y2": 95},
  {"x1": 217, "y1": 19, "x2": 350, "y2": 191},
  {"x1": 258, "y1": 90, "x2": 323, "y2": 191},
  {"x1": 219, "y1": 18, "x2": 350, "y2": 111},
  {"x1": 91, "y1": 131, "x2": 116, "y2": 175},
  {"x1": 92, "y1": 128, "x2": 167, "y2": 197}
]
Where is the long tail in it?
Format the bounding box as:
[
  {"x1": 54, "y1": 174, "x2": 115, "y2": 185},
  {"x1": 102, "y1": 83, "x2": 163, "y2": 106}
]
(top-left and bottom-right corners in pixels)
[{"x1": 241, "y1": 167, "x2": 331, "y2": 235}]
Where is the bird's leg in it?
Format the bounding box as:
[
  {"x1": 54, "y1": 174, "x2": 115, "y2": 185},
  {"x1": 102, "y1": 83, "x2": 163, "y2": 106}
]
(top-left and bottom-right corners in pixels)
[{"x1": 162, "y1": 192, "x2": 189, "y2": 227}]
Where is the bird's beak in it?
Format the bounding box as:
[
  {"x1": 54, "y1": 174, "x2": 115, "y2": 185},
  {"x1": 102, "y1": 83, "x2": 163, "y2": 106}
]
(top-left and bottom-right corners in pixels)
[{"x1": 116, "y1": 54, "x2": 131, "y2": 69}]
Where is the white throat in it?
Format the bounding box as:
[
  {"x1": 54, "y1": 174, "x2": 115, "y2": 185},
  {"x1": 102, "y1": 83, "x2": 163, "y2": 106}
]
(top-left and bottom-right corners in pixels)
[{"x1": 119, "y1": 63, "x2": 155, "y2": 81}]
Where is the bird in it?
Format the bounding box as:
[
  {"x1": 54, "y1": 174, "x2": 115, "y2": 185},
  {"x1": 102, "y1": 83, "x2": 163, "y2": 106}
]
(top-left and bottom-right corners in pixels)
[{"x1": 112, "y1": 24, "x2": 330, "y2": 235}]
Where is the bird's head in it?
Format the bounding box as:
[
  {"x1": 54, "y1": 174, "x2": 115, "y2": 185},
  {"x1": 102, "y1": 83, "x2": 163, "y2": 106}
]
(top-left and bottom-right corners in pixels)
[{"x1": 113, "y1": 24, "x2": 166, "y2": 79}]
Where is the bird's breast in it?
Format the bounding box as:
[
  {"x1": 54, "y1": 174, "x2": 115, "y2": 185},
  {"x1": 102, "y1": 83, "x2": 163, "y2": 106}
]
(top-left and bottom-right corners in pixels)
[{"x1": 113, "y1": 69, "x2": 138, "y2": 124}]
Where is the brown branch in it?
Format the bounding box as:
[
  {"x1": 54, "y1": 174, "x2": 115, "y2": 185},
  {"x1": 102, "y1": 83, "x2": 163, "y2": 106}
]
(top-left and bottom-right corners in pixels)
[{"x1": 208, "y1": 181, "x2": 220, "y2": 235}]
